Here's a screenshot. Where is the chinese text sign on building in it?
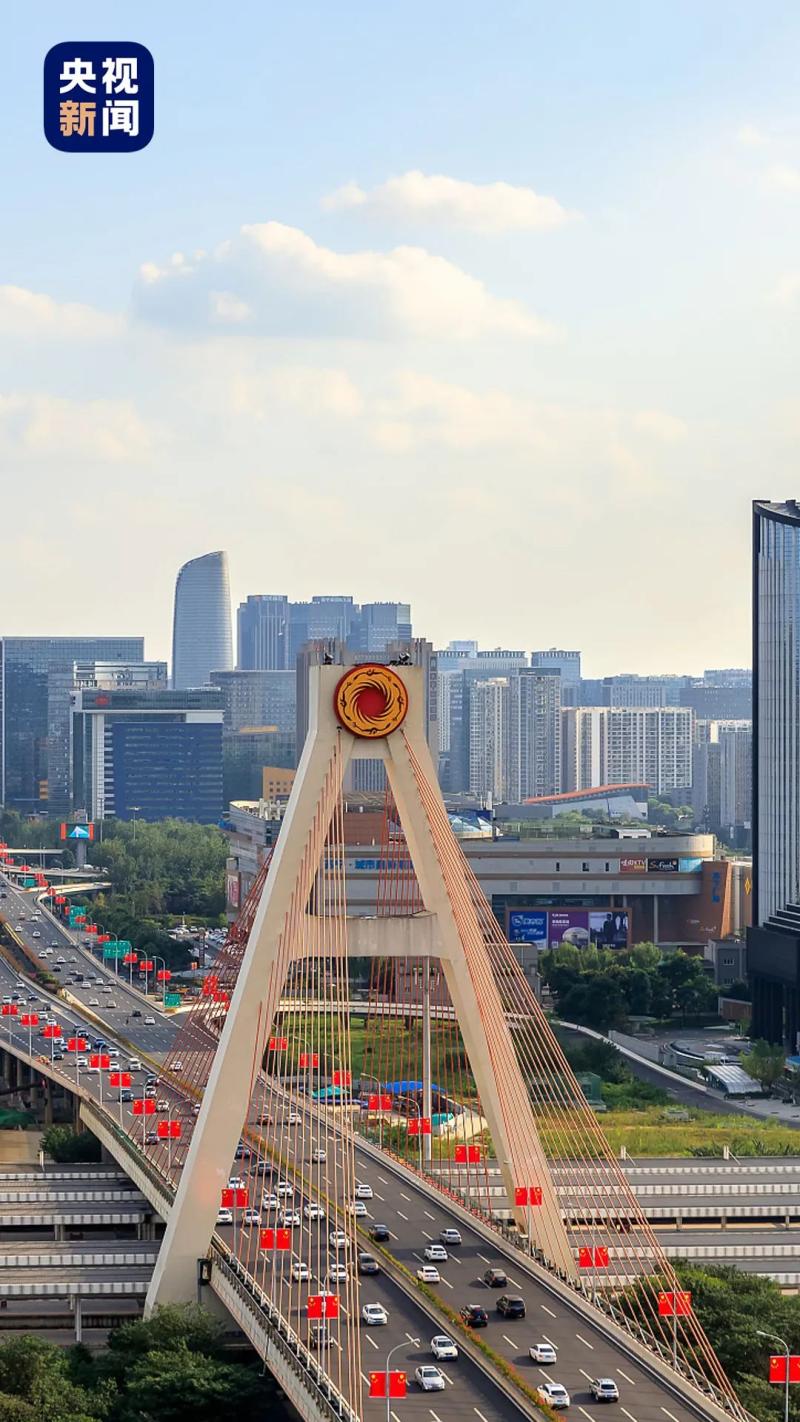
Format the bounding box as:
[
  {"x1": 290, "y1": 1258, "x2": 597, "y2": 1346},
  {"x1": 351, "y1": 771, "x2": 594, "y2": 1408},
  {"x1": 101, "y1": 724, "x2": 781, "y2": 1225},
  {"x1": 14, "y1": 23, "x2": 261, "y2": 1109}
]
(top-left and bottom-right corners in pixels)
[{"x1": 44, "y1": 43, "x2": 154, "y2": 152}]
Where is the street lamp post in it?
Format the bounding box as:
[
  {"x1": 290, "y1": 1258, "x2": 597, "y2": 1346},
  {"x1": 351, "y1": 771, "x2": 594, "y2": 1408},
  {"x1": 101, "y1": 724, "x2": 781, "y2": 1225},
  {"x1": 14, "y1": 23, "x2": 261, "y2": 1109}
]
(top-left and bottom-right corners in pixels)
[
  {"x1": 130, "y1": 807, "x2": 141, "y2": 845},
  {"x1": 152, "y1": 956, "x2": 168, "y2": 1006},
  {"x1": 757, "y1": 1329, "x2": 791, "y2": 1422},
  {"x1": 382, "y1": 1339, "x2": 417, "y2": 1422}
]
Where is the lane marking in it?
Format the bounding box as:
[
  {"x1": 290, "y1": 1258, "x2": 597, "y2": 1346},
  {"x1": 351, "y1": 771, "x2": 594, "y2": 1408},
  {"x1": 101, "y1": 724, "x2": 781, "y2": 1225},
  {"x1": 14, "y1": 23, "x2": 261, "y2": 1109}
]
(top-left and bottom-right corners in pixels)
[
  {"x1": 540, "y1": 1304, "x2": 557, "y2": 1318},
  {"x1": 579, "y1": 1368, "x2": 594, "y2": 1382},
  {"x1": 440, "y1": 1370, "x2": 454, "y2": 1386},
  {"x1": 378, "y1": 1176, "x2": 388, "y2": 1184},
  {"x1": 575, "y1": 1332, "x2": 594, "y2": 1349},
  {"x1": 617, "y1": 1370, "x2": 635, "y2": 1386},
  {"x1": 542, "y1": 1334, "x2": 556, "y2": 1348},
  {"x1": 365, "y1": 1335, "x2": 379, "y2": 1350},
  {"x1": 391, "y1": 1412, "x2": 403, "y2": 1422},
  {"x1": 440, "y1": 1276, "x2": 453, "y2": 1289},
  {"x1": 397, "y1": 1209, "x2": 408, "y2": 1220},
  {"x1": 405, "y1": 1332, "x2": 418, "y2": 1344},
  {"x1": 422, "y1": 1230, "x2": 433, "y2": 1240},
  {"x1": 507, "y1": 1277, "x2": 520, "y2": 1287},
  {"x1": 374, "y1": 1192, "x2": 385, "y2": 1201},
  {"x1": 502, "y1": 1333, "x2": 516, "y2": 1347},
  {"x1": 424, "y1": 1209, "x2": 436, "y2": 1220},
  {"x1": 474, "y1": 1411, "x2": 490, "y2": 1422},
  {"x1": 661, "y1": 1411, "x2": 681, "y2": 1422},
  {"x1": 621, "y1": 1410, "x2": 639, "y2": 1422},
  {"x1": 400, "y1": 1191, "x2": 411, "y2": 1201},
  {"x1": 477, "y1": 1253, "x2": 491, "y2": 1265},
  {"x1": 430, "y1": 1413, "x2": 443, "y2": 1422},
  {"x1": 578, "y1": 1410, "x2": 597, "y2": 1422}
]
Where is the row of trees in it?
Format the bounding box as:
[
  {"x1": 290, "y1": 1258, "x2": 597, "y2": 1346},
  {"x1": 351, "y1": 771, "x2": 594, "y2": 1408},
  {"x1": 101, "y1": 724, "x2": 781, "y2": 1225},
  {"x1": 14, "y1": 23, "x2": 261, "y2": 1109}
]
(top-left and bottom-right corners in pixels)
[
  {"x1": 540, "y1": 942, "x2": 719, "y2": 1032},
  {"x1": 0, "y1": 1306, "x2": 276, "y2": 1422}
]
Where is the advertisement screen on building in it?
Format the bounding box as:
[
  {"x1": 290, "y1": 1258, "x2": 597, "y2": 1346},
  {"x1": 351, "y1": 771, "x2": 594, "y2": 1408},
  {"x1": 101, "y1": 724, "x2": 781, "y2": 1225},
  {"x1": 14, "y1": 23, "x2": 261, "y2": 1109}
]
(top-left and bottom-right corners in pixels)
[
  {"x1": 620, "y1": 856, "x2": 647, "y2": 873},
  {"x1": 507, "y1": 910, "x2": 548, "y2": 946},
  {"x1": 678, "y1": 857, "x2": 703, "y2": 874},
  {"x1": 648, "y1": 856, "x2": 679, "y2": 873},
  {"x1": 548, "y1": 909, "x2": 630, "y2": 949},
  {"x1": 226, "y1": 871, "x2": 240, "y2": 911},
  {"x1": 59, "y1": 822, "x2": 94, "y2": 841}
]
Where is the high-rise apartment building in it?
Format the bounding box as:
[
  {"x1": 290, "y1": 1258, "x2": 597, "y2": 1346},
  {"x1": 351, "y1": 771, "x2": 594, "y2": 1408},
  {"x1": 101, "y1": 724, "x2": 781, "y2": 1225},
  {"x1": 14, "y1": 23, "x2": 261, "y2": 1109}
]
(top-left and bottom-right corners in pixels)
[
  {"x1": 531, "y1": 649, "x2": 580, "y2": 705},
  {"x1": 0, "y1": 636, "x2": 145, "y2": 812},
  {"x1": 172, "y1": 551, "x2": 233, "y2": 689},
  {"x1": 468, "y1": 678, "x2": 510, "y2": 801},
  {"x1": 719, "y1": 722, "x2": 752, "y2": 842},
  {"x1": 562, "y1": 706, "x2": 692, "y2": 796},
  {"x1": 237, "y1": 595, "x2": 290, "y2": 670},
  {"x1": 509, "y1": 670, "x2": 562, "y2": 800}
]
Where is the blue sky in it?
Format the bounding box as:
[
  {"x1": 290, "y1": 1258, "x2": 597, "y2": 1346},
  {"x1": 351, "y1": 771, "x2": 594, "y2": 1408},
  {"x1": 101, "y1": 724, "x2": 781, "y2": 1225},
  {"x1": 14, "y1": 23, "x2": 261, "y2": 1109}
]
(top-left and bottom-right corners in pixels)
[{"x1": 2, "y1": 3, "x2": 800, "y2": 670}]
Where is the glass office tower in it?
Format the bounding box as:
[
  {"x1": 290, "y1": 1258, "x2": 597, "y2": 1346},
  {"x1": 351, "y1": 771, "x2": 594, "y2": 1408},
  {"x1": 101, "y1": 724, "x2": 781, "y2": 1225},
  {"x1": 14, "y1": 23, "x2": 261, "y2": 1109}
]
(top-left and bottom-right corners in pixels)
[{"x1": 172, "y1": 551, "x2": 233, "y2": 689}]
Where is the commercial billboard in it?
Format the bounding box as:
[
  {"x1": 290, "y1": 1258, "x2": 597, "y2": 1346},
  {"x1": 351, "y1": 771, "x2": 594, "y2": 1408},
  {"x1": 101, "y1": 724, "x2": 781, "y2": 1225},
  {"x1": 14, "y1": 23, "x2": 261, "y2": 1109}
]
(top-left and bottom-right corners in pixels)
[
  {"x1": 619, "y1": 855, "x2": 647, "y2": 873},
  {"x1": 507, "y1": 910, "x2": 548, "y2": 946},
  {"x1": 647, "y1": 856, "x2": 679, "y2": 873},
  {"x1": 59, "y1": 822, "x2": 94, "y2": 841},
  {"x1": 547, "y1": 909, "x2": 630, "y2": 950}
]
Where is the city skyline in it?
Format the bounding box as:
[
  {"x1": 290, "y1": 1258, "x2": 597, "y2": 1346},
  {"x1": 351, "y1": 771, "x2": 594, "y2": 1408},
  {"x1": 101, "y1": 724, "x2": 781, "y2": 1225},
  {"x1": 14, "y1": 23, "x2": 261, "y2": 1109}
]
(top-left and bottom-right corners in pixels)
[{"x1": 3, "y1": 5, "x2": 800, "y2": 670}]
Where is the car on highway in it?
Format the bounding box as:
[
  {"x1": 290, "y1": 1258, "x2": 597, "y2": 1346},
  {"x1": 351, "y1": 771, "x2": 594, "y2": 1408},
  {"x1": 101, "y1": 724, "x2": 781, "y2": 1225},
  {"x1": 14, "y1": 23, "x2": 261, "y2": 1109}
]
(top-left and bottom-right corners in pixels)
[
  {"x1": 243, "y1": 1208, "x2": 261, "y2": 1225},
  {"x1": 424, "y1": 1244, "x2": 448, "y2": 1262},
  {"x1": 538, "y1": 1383, "x2": 570, "y2": 1410},
  {"x1": 430, "y1": 1335, "x2": 458, "y2": 1361},
  {"x1": 417, "y1": 1265, "x2": 441, "y2": 1283},
  {"x1": 173, "y1": 1060, "x2": 184, "y2": 1072},
  {"x1": 145, "y1": 1130, "x2": 159, "y2": 1144},
  {"x1": 276, "y1": 1181, "x2": 294, "y2": 1197},
  {"x1": 304, "y1": 1202, "x2": 325, "y2": 1220},
  {"x1": 496, "y1": 1294, "x2": 525, "y2": 1319},
  {"x1": 128, "y1": 1058, "x2": 143, "y2": 1071},
  {"x1": 415, "y1": 1365, "x2": 445, "y2": 1393},
  {"x1": 529, "y1": 1342, "x2": 558, "y2": 1364},
  {"x1": 349, "y1": 1200, "x2": 367, "y2": 1217},
  {"x1": 156, "y1": 1099, "x2": 170, "y2": 1112},
  {"x1": 329, "y1": 1229, "x2": 348, "y2": 1251},
  {"x1": 132, "y1": 1009, "x2": 142, "y2": 1018},
  {"x1": 357, "y1": 1251, "x2": 379, "y2": 1275},
  {"x1": 308, "y1": 1324, "x2": 330, "y2": 1349},
  {"x1": 144, "y1": 1016, "x2": 156, "y2": 1025},
  {"x1": 354, "y1": 1182, "x2": 373, "y2": 1199},
  {"x1": 120, "y1": 1089, "x2": 133, "y2": 1102},
  {"x1": 52, "y1": 966, "x2": 62, "y2": 974},
  {"x1": 32, "y1": 931, "x2": 41, "y2": 939},
  {"x1": 106, "y1": 1001, "x2": 117, "y2": 1009},
  {"x1": 261, "y1": 1193, "x2": 279, "y2": 1210},
  {"x1": 144, "y1": 1086, "x2": 157, "y2": 1098},
  {"x1": 216, "y1": 1208, "x2": 233, "y2": 1225},
  {"x1": 460, "y1": 1304, "x2": 488, "y2": 1328},
  {"x1": 228, "y1": 1176, "x2": 245, "y2": 1188},
  {"x1": 88, "y1": 997, "x2": 99, "y2": 1005},
  {"x1": 439, "y1": 1228, "x2": 461, "y2": 1246},
  {"x1": 369, "y1": 1224, "x2": 391, "y2": 1242},
  {"x1": 37, "y1": 952, "x2": 47, "y2": 959},
  {"x1": 590, "y1": 1378, "x2": 620, "y2": 1403},
  {"x1": 287, "y1": 1111, "x2": 302, "y2": 1125},
  {"x1": 483, "y1": 1267, "x2": 508, "y2": 1288},
  {"x1": 325, "y1": 1263, "x2": 348, "y2": 1285},
  {"x1": 310, "y1": 1148, "x2": 327, "y2": 1163},
  {"x1": 361, "y1": 1304, "x2": 388, "y2": 1326},
  {"x1": 290, "y1": 1259, "x2": 310, "y2": 1282},
  {"x1": 278, "y1": 1209, "x2": 301, "y2": 1227}
]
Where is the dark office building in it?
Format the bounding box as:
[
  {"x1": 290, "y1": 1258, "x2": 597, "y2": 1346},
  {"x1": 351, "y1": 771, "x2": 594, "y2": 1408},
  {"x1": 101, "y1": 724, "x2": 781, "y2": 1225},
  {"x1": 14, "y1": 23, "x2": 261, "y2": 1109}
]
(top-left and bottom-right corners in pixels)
[
  {"x1": 0, "y1": 636, "x2": 144, "y2": 813},
  {"x1": 71, "y1": 686, "x2": 223, "y2": 824}
]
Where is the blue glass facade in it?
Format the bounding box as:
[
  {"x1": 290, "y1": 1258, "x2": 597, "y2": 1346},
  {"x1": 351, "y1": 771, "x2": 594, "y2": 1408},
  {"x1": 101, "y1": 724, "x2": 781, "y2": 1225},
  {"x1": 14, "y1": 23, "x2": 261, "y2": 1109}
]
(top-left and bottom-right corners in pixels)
[{"x1": 110, "y1": 720, "x2": 223, "y2": 823}]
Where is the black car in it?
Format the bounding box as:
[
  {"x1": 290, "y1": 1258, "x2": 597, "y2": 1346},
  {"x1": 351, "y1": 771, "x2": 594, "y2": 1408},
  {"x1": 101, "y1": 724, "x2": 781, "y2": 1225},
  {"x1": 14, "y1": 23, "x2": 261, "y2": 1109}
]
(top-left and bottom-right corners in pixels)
[
  {"x1": 483, "y1": 1268, "x2": 508, "y2": 1288},
  {"x1": 460, "y1": 1305, "x2": 489, "y2": 1328},
  {"x1": 496, "y1": 1295, "x2": 526, "y2": 1319},
  {"x1": 369, "y1": 1224, "x2": 391, "y2": 1242},
  {"x1": 131, "y1": 1009, "x2": 142, "y2": 1018}
]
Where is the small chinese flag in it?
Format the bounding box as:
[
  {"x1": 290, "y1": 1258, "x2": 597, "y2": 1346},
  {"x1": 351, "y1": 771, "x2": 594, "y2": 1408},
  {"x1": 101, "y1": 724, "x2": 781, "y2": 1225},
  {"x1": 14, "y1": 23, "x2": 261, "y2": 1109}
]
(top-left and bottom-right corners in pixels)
[
  {"x1": 43, "y1": 1024, "x2": 62, "y2": 1039},
  {"x1": 332, "y1": 1069, "x2": 351, "y2": 1087},
  {"x1": 299, "y1": 1052, "x2": 319, "y2": 1069},
  {"x1": 20, "y1": 1013, "x2": 39, "y2": 1027},
  {"x1": 220, "y1": 1187, "x2": 248, "y2": 1207},
  {"x1": 157, "y1": 1120, "x2": 181, "y2": 1138},
  {"x1": 579, "y1": 1246, "x2": 609, "y2": 1268},
  {"x1": 368, "y1": 1093, "x2": 393, "y2": 1111},
  {"x1": 1, "y1": 1003, "x2": 18, "y2": 1017},
  {"x1": 308, "y1": 1294, "x2": 339, "y2": 1320},
  {"x1": 515, "y1": 1186, "x2": 529, "y2": 1206},
  {"x1": 90, "y1": 1053, "x2": 110, "y2": 1069},
  {"x1": 133, "y1": 1098, "x2": 155, "y2": 1116},
  {"x1": 259, "y1": 1227, "x2": 291, "y2": 1250},
  {"x1": 370, "y1": 1372, "x2": 406, "y2": 1399},
  {"x1": 139, "y1": 959, "x2": 154, "y2": 971},
  {"x1": 408, "y1": 1117, "x2": 432, "y2": 1136},
  {"x1": 110, "y1": 1071, "x2": 132, "y2": 1088},
  {"x1": 123, "y1": 953, "x2": 137, "y2": 965},
  {"x1": 67, "y1": 1036, "x2": 87, "y2": 1052},
  {"x1": 269, "y1": 1036, "x2": 288, "y2": 1051},
  {"x1": 157, "y1": 969, "x2": 171, "y2": 982}
]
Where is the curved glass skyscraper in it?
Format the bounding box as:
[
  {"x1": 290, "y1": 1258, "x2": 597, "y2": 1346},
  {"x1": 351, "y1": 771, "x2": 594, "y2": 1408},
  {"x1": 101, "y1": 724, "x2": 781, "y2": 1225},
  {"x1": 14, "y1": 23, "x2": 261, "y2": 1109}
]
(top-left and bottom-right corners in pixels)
[{"x1": 172, "y1": 551, "x2": 233, "y2": 689}]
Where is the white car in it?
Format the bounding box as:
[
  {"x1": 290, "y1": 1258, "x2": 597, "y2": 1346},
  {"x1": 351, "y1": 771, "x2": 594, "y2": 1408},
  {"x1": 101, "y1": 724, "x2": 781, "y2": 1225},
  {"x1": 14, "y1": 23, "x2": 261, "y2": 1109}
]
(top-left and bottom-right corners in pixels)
[
  {"x1": 144, "y1": 1016, "x2": 156, "y2": 1025},
  {"x1": 349, "y1": 1200, "x2": 367, "y2": 1217},
  {"x1": 290, "y1": 1259, "x2": 310, "y2": 1282},
  {"x1": 32, "y1": 931, "x2": 41, "y2": 939},
  {"x1": 243, "y1": 1209, "x2": 262, "y2": 1225},
  {"x1": 415, "y1": 1365, "x2": 445, "y2": 1393},
  {"x1": 329, "y1": 1230, "x2": 348, "y2": 1251},
  {"x1": 128, "y1": 1058, "x2": 143, "y2": 1071},
  {"x1": 216, "y1": 1208, "x2": 233, "y2": 1225},
  {"x1": 424, "y1": 1244, "x2": 448, "y2": 1262},
  {"x1": 279, "y1": 1210, "x2": 301, "y2": 1228},
  {"x1": 417, "y1": 1265, "x2": 441, "y2": 1283},
  {"x1": 530, "y1": 1342, "x2": 558, "y2": 1365},
  {"x1": 287, "y1": 1112, "x2": 302, "y2": 1125},
  {"x1": 431, "y1": 1335, "x2": 458, "y2": 1361},
  {"x1": 439, "y1": 1228, "x2": 461, "y2": 1246},
  {"x1": 172, "y1": 1060, "x2": 184, "y2": 1071},
  {"x1": 304, "y1": 1202, "x2": 325, "y2": 1220},
  {"x1": 88, "y1": 998, "x2": 99, "y2": 1006},
  {"x1": 325, "y1": 1263, "x2": 348, "y2": 1284},
  {"x1": 310, "y1": 1148, "x2": 327, "y2": 1163},
  {"x1": 538, "y1": 1383, "x2": 570, "y2": 1411},
  {"x1": 37, "y1": 952, "x2": 47, "y2": 959},
  {"x1": 261, "y1": 1194, "x2": 279, "y2": 1211},
  {"x1": 361, "y1": 1304, "x2": 388, "y2": 1326},
  {"x1": 228, "y1": 1176, "x2": 245, "y2": 1189},
  {"x1": 276, "y1": 1181, "x2": 294, "y2": 1197},
  {"x1": 354, "y1": 1182, "x2": 373, "y2": 1199}
]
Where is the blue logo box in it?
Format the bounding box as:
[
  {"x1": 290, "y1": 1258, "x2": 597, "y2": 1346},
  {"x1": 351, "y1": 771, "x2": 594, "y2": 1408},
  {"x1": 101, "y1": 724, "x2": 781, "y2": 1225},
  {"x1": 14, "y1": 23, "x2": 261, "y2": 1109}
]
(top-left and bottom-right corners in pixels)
[{"x1": 44, "y1": 41, "x2": 154, "y2": 152}]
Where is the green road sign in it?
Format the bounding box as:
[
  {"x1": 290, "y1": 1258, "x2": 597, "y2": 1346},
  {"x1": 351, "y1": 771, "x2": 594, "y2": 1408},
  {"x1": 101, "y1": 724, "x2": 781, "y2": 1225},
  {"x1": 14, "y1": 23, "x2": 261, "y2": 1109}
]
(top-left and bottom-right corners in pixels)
[
  {"x1": 102, "y1": 945, "x2": 126, "y2": 960},
  {"x1": 164, "y1": 993, "x2": 181, "y2": 1008}
]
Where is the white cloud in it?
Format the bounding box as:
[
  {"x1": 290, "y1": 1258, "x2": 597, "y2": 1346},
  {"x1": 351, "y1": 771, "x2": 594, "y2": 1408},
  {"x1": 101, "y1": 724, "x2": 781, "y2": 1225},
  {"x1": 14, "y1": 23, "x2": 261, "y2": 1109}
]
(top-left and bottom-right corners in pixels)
[
  {"x1": 737, "y1": 123, "x2": 768, "y2": 148},
  {"x1": 229, "y1": 366, "x2": 364, "y2": 420},
  {"x1": 134, "y1": 220, "x2": 554, "y2": 340},
  {"x1": 0, "y1": 394, "x2": 151, "y2": 461},
  {"x1": 322, "y1": 169, "x2": 577, "y2": 233},
  {"x1": 632, "y1": 410, "x2": 688, "y2": 443},
  {"x1": 765, "y1": 162, "x2": 800, "y2": 191},
  {"x1": 772, "y1": 272, "x2": 800, "y2": 308},
  {"x1": 0, "y1": 286, "x2": 119, "y2": 340}
]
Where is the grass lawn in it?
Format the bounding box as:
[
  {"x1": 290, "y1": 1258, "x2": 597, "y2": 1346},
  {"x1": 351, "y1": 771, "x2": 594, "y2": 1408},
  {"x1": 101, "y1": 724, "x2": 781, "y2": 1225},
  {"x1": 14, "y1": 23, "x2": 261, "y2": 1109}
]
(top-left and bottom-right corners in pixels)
[{"x1": 594, "y1": 1106, "x2": 800, "y2": 1157}]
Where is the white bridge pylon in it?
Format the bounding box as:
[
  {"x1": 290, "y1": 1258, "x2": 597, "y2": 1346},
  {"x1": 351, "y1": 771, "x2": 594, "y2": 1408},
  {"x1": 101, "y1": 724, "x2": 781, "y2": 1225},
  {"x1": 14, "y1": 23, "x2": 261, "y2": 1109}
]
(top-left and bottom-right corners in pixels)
[{"x1": 147, "y1": 665, "x2": 575, "y2": 1308}]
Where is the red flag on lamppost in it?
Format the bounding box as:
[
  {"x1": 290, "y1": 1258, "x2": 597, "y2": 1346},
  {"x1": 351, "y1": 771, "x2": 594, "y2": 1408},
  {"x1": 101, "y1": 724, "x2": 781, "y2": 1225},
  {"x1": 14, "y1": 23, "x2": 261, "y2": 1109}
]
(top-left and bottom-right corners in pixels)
[
  {"x1": 220, "y1": 1187, "x2": 248, "y2": 1208},
  {"x1": 90, "y1": 1053, "x2": 111, "y2": 1069},
  {"x1": 259, "y1": 1227, "x2": 291, "y2": 1250},
  {"x1": 454, "y1": 1144, "x2": 481, "y2": 1162},
  {"x1": 770, "y1": 1356, "x2": 800, "y2": 1384},
  {"x1": 139, "y1": 960, "x2": 154, "y2": 972},
  {"x1": 268, "y1": 1036, "x2": 288, "y2": 1051},
  {"x1": 408, "y1": 1117, "x2": 432, "y2": 1135},
  {"x1": 43, "y1": 1024, "x2": 62, "y2": 1039},
  {"x1": 1, "y1": 1003, "x2": 18, "y2": 1017},
  {"x1": 307, "y1": 1294, "x2": 339, "y2": 1320},
  {"x1": 109, "y1": 1071, "x2": 132, "y2": 1088},
  {"x1": 123, "y1": 953, "x2": 137, "y2": 965},
  {"x1": 201, "y1": 975, "x2": 219, "y2": 997},
  {"x1": 157, "y1": 969, "x2": 171, "y2": 982},
  {"x1": 368, "y1": 1093, "x2": 393, "y2": 1111},
  {"x1": 299, "y1": 1052, "x2": 319, "y2": 1069},
  {"x1": 514, "y1": 1186, "x2": 543, "y2": 1206},
  {"x1": 133, "y1": 1099, "x2": 155, "y2": 1116},
  {"x1": 66, "y1": 1036, "x2": 87, "y2": 1052},
  {"x1": 578, "y1": 1246, "x2": 609, "y2": 1268},
  {"x1": 332, "y1": 1069, "x2": 351, "y2": 1087},
  {"x1": 658, "y1": 1291, "x2": 692, "y2": 1317},
  {"x1": 157, "y1": 1120, "x2": 181, "y2": 1139},
  {"x1": 369, "y1": 1372, "x2": 406, "y2": 1399},
  {"x1": 20, "y1": 1013, "x2": 39, "y2": 1027}
]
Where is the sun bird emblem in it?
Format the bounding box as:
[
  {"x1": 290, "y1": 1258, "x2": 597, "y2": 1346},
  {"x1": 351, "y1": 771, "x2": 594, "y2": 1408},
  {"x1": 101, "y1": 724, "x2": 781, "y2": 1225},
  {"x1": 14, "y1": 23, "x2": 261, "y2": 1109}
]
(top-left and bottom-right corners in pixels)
[{"x1": 334, "y1": 665, "x2": 409, "y2": 738}]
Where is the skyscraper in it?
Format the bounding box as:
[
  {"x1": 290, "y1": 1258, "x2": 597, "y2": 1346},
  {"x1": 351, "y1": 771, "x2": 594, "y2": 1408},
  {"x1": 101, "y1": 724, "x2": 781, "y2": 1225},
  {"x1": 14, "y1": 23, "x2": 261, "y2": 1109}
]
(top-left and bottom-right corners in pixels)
[
  {"x1": 172, "y1": 551, "x2": 233, "y2": 689},
  {"x1": 509, "y1": 669, "x2": 562, "y2": 800},
  {"x1": 468, "y1": 678, "x2": 511, "y2": 801},
  {"x1": 237, "y1": 595, "x2": 290, "y2": 670}
]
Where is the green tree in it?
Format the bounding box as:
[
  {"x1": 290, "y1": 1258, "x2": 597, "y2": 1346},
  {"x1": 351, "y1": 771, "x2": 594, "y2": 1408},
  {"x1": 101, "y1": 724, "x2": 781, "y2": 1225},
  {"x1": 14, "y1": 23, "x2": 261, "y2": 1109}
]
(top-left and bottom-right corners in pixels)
[
  {"x1": 106, "y1": 1304, "x2": 225, "y2": 1365},
  {"x1": 116, "y1": 1344, "x2": 268, "y2": 1422},
  {"x1": 742, "y1": 1039, "x2": 786, "y2": 1095},
  {"x1": 0, "y1": 1337, "x2": 107, "y2": 1422},
  {"x1": 41, "y1": 1126, "x2": 101, "y2": 1163}
]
